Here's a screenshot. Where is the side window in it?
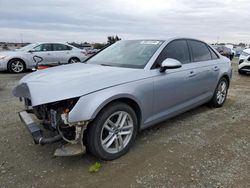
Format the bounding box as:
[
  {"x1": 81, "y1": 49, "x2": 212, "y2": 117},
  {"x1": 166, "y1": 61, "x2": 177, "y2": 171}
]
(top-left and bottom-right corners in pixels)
[
  {"x1": 155, "y1": 40, "x2": 190, "y2": 66},
  {"x1": 209, "y1": 47, "x2": 219, "y2": 60},
  {"x1": 33, "y1": 44, "x2": 52, "y2": 52},
  {"x1": 189, "y1": 40, "x2": 211, "y2": 62},
  {"x1": 53, "y1": 44, "x2": 72, "y2": 51},
  {"x1": 33, "y1": 45, "x2": 42, "y2": 52}
]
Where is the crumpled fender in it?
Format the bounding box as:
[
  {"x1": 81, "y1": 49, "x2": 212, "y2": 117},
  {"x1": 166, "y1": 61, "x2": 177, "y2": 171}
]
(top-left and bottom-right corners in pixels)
[
  {"x1": 67, "y1": 75, "x2": 154, "y2": 124},
  {"x1": 67, "y1": 88, "x2": 142, "y2": 123}
]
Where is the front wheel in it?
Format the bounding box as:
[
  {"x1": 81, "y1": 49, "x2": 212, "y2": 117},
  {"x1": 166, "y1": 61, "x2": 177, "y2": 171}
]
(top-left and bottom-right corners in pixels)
[
  {"x1": 238, "y1": 70, "x2": 245, "y2": 75},
  {"x1": 209, "y1": 78, "x2": 229, "y2": 108},
  {"x1": 8, "y1": 59, "x2": 25, "y2": 73},
  {"x1": 85, "y1": 102, "x2": 138, "y2": 160}
]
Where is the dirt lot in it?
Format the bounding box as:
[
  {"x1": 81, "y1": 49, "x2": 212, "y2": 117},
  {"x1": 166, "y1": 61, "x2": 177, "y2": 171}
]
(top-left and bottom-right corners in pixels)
[{"x1": 0, "y1": 59, "x2": 249, "y2": 188}]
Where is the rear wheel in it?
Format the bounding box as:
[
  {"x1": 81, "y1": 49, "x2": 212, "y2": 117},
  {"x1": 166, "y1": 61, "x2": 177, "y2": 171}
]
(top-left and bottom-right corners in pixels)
[
  {"x1": 209, "y1": 78, "x2": 229, "y2": 108},
  {"x1": 8, "y1": 59, "x2": 25, "y2": 73},
  {"x1": 85, "y1": 102, "x2": 138, "y2": 160},
  {"x1": 68, "y1": 57, "x2": 80, "y2": 64}
]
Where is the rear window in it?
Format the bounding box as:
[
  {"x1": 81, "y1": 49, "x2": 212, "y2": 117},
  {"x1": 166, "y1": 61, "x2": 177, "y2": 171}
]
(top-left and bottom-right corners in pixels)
[
  {"x1": 189, "y1": 40, "x2": 212, "y2": 62},
  {"x1": 53, "y1": 44, "x2": 72, "y2": 51}
]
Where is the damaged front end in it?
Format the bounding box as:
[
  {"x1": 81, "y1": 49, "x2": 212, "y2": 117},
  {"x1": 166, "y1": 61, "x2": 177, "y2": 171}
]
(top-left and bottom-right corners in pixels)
[{"x1": 18, "y1": 97, "x2": 88, "y2": 157}]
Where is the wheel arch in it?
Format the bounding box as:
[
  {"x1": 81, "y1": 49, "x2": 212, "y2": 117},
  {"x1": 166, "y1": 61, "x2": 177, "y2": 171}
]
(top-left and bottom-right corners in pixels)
[
  {"x1": 221, "y1": 74, "x2": 230, "y2": 86},
  {"x1": 98, "y1": 97, "x2": 142, "y2": 128},
  {"x1": 8, "y1": 58, "x2": 26, "y2": 66}
]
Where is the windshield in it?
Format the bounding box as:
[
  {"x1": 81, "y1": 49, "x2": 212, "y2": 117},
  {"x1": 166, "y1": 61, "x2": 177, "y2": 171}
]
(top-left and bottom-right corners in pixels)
[
  {"x1": 16, "y1": 43, "x2": 39, "y2": 51},
  {"x1": 87, "y1": 40, "x2": 163, "y2": 69}
]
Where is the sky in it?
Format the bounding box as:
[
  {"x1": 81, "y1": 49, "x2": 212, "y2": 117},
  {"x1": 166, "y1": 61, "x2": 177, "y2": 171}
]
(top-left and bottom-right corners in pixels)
[{"x1": 0, "y1": 0, "x2": 250, "y2": 44}]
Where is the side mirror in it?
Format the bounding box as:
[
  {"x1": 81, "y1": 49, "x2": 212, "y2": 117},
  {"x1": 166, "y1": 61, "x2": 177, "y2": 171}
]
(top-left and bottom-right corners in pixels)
[
  {"x1": 28, "y1": 49, "x2": 36, "y2": 53},
  {"x1": 160, "y1": 58, "x2": 182, "y2": 72}
]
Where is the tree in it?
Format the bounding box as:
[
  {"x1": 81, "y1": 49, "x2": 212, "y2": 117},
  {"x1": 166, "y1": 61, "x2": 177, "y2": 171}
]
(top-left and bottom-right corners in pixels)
[
  {"x1": 238, "y1": 43, "x2": 246, "y2": 47},
  {"x1": 2, "y1": 44, "x2": 9, "y2": 50},
  {"x1": 107, "y1": 35, "x2": 121, "y2": 45},
  {"x1": 93, "y1": 43, "x2": 106, "y2": 49}
]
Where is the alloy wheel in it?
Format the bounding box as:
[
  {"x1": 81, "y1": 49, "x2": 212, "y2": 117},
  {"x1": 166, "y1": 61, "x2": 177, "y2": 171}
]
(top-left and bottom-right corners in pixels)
[
  {"x1": 100, "y1": 111, "x2": 134, "y2": 154},
  {"x1": 216, "y1": 80, "x2": 227, "y2": 105},
  {"x1": 11, "y1": 60, "x2": 24, "y2": 73}
]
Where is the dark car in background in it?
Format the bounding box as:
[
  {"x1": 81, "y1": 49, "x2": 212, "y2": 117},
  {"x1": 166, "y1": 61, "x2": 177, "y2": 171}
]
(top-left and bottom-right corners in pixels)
[{"x1": 212, "y1": 45, "x2": 234, "y2": 60}]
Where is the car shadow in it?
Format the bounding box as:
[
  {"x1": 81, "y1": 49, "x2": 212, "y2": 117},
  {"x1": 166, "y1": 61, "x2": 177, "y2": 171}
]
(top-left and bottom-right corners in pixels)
[
  {"x1": 138, "y1": 104, "x2": 210, "y2": 135},
  {"x1": 239, "y1": 72, "x2": 250, "y2": 76},
  {"x1": 56, "y1": 104, "x2": 211, "y2": 163},
  {"x1": 0, "y1": 69, "x2": 33, "y2": 74}
]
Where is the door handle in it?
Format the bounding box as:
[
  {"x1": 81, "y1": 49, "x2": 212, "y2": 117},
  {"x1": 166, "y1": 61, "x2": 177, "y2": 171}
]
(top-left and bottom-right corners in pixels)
[
  {"x1": 213, "y1": 66, "x2": 219, "y2": 71},
  {"x1": 188, "y1": 71, "x2": 196, "y2": 77}
]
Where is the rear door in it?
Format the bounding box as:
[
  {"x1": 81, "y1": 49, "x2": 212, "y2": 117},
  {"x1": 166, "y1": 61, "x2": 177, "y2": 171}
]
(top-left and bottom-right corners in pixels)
[
  {"x1": 52, "y1": 43, "x2": 72, "y2": 64},
  {"x1": 187, "y1": 40, "x2": 220, "y2": 95}
]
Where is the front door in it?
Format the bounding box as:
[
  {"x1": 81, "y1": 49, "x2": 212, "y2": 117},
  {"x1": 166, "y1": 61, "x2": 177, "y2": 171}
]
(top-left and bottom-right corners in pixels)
[
  {"x1": 150, "y1": 39, "x2": 210, "y2": 122},
  {"x1": 30, "y1": 43, "x2": 54, "y2": 66}
]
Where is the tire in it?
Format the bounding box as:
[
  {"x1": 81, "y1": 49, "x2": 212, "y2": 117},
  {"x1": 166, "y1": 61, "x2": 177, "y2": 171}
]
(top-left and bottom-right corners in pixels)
[
  {"x1": 68, "y1": 57, "x2": 80, "y2": 64},
  {"x1": 209, "y1": 77, "x2": 229, "y2": 108},
  {"x1": 230, "y1": 54, "x2": 234, "y2": 60},
  {"x1": 85, "y1": 102, "x2": 138, "y2": 160},
  {"x1": 8, "y1": 59, "x2": 25, "y2": 73},
  {"x1": 238, "y1": 70, "x2": 245, "y2": 75}
]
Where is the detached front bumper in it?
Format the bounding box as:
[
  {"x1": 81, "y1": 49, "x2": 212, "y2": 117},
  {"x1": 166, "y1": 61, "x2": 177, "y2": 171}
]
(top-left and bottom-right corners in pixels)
[
  {"x1": 19, "y1": 111, "x2": 62, "y2": 145},
  {"x1": 18, "y1": 110, "x2": 86, "y2": 156}
]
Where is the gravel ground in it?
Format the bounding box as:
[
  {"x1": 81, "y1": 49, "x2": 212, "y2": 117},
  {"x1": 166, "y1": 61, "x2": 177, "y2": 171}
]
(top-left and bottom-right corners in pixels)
[{"x1": 0, "y1": 59, "x2": 249, "y2": 188}]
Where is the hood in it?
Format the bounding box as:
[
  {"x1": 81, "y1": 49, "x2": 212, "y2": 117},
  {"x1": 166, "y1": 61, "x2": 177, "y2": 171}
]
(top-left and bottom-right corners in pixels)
[
  {"x1": 13, "y1": 63, "x2": 149, "y2": 106},
  {"x1": 0, "y1": 50, "x2": 26, "y2": 56},
  {"x1": 243, "y1": 48, "x2": 250, "y2": 54}
]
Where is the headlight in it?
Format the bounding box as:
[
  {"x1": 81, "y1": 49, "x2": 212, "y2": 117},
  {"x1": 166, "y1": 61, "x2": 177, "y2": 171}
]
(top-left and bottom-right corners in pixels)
[
  {"x1": 0, "y1": 55, "x2": 6, "y2": 60},
  {"x1": 241, "y1": 51, "x2": 249, "y2": 56}
]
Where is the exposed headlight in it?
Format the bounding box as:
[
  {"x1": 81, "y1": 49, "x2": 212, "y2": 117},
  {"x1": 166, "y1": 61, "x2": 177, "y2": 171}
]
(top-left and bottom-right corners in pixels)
[{"x1": 0, "y1": 55, "x2": 6, "y2": 60}]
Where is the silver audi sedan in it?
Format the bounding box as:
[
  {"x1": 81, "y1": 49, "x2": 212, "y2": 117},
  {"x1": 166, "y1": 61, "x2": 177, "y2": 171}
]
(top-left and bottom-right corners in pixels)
[
  {"x1": 0, "y1": 42, "x2": 87, "y2": 73},
  {"x1": 13, "y1": 38, "x2": 232, "y2": 160}
]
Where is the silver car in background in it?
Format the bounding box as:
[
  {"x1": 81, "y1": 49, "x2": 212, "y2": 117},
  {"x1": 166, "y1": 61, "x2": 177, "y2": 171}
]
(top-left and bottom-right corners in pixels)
[
  {"x1": 0, "y1": 42, "x2": 87, "y2": 73},
  {"x1": 13, "y1": 38, "x2": 232, "y2": 160}
]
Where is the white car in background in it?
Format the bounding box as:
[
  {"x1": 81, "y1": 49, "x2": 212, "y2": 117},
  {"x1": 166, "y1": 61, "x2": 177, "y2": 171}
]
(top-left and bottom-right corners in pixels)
[
  {"x1": 238, "y1": 56, "x2": 250, "y2": 74},
  {"x1": 239, "y1": 48, "x2": 250, "y2": 63},
  {"x1": 238, "y1": 48, "x2": 250, "y2": 74},
  {"x1": 0, "y1": 42, "x2": 87, "y2": 73}
]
